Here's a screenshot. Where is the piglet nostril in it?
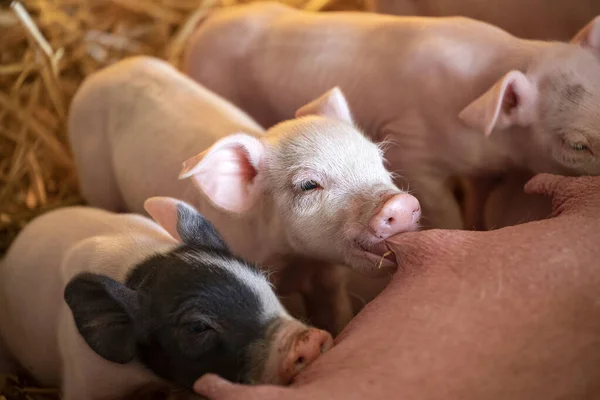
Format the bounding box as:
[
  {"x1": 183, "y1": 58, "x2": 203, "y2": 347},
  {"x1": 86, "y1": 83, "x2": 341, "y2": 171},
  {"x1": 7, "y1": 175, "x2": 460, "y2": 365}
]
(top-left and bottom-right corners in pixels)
[
  {"x1": 295, "y1": 356, "x2": 305, "y2": 366},
  {"x1": 370, "y1": 193, "x2": 421, "y2": 237}
]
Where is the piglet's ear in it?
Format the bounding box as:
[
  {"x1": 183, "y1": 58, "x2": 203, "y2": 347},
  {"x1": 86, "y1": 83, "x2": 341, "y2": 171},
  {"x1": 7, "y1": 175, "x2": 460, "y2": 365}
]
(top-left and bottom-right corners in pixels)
[
  {"x1": 64, "y1": 272, "x2": 138, "y2": 364},
  {"x1": 571, "y1": 16, "x2": 600, "y2": 50},
  {"x1": 178, "y1": 133, "x2": 264, "y2": 214},
  {"x1": 295, "y1": 87, "x2": 354, "y2": 124},
  {"x1": 145, "y1": 197, "x2": 185, "y2": 242},
  {"x1": 144, "y1": 197, "x2": 229, "y2": 252},
  {"x1": 459, "y1": 71, "x2": 537, "y2": 136}
]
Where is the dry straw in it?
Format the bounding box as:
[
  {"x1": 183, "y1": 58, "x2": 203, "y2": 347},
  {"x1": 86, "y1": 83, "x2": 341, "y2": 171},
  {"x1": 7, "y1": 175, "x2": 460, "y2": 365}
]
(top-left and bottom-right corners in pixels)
[
  {"x1": 0, "y1": 0, "x2": 364, "y2": 255},
  {"x1": 1, "y1": 0, "x2": 363, "y2": 398}
]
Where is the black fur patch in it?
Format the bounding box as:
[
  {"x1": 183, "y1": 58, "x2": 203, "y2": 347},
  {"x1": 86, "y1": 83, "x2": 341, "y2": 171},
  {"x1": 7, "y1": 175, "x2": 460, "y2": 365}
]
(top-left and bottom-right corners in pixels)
[
  {"x1": 175, "y1": 202, "x2": 229, "y2": 252},
  {"x1": 65, "y1": 202, "x2": 279, "y2": 390},
  {"x1": 124, "y1": 244, "x2": 270, "y2": 388}
]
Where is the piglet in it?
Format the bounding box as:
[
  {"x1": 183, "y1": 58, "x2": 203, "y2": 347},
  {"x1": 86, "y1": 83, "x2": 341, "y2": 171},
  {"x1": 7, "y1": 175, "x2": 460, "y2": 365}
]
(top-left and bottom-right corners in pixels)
[
  {"x1": 184, "y1": 4, "x2": 600, "y2": 230},
  {"x1": 366, "y1": 0, "x2": 600, "y2": 41},
  {"x1": 0, "y1": 199, "x2": 332, "y2": 400},
  {"x1": 68, "y1": 56, "x2": 420, "y2": 334}
]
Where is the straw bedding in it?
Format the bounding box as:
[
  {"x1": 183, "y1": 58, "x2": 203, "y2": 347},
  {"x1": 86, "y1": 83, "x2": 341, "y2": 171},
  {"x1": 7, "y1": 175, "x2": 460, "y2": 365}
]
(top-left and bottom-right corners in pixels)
[{"x1": 0, "y1": 0, "x2": 364, "y2": 398}]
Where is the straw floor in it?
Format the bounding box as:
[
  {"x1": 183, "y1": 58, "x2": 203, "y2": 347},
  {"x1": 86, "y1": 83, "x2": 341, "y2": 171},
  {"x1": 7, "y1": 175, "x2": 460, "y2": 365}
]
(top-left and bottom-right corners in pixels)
[{"x1": 0, "y1": 0, "x2": 364, "y2": 398}]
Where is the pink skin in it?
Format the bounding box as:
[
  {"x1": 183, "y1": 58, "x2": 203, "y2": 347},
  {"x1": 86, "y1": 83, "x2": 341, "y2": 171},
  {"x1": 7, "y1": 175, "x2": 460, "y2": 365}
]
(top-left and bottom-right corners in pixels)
[
  {"x1": 365, "y1": 0, "x2": 600, "y2": 41},
  {"x1": 369, "y1": 193, "x2": 421, "y2": 240},
  {"x1": 184, "y1": 5, "x2": 600, "y2": 231},
  {"x1": 191, "y1": 174, "x2": 600, "y2": 400},
  {"x1": 263, "y1": 320, "x2": 333, "y2": 385}
]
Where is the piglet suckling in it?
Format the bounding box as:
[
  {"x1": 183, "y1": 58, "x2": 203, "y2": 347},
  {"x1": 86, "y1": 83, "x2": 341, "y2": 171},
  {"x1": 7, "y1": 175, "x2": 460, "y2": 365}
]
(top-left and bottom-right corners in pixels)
[
  {"x1": 0, "y1": 199, "x2": 332, "y2": 400},
  {"x1": 184, "y1": 4, "x2": 600, "y2": 230},
  {"x1": 191, "y1": 173, "x2": 600, "y2": 400},
  {"x1": 68, "y1": 56, "x2": 420, "y2": 334}
]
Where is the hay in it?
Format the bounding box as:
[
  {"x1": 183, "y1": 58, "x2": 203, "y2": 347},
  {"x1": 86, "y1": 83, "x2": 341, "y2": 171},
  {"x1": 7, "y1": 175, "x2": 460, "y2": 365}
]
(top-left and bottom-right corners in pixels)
[
  {"x1": 377, "y1": 250, "x2": 393, "y2": 269},
  {"x1": 0, "y1": 0, "x2": 365, "y2": 255},
  {"x1": 0, "y1": 0, "x2": 364, "y2": 398}
]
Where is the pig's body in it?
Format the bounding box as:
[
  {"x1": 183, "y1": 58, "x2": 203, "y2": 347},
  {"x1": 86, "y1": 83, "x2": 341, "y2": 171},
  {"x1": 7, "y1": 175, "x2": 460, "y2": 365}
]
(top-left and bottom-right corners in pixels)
[
  {"x1": 0, "y1": 208, "x2": 174, "y2": 396},
  {"x1": 366, "y1": 0, "x2": 600, "y2": 41},
  {"x1": 193, "y1": 173, "x2": 600, "y2": 400},
  {"x1": 0, "y1": 203, "x2": 333, "y2": 399},
  {"x1": 69, "y1": 56, "x2": 264, "y2": 215},
  {"x1": 185, "y1": 4, "x2": 600, "y2": 229},
  {"x1": 69, "y1": 57, "x2": 420, "y2": 335}
]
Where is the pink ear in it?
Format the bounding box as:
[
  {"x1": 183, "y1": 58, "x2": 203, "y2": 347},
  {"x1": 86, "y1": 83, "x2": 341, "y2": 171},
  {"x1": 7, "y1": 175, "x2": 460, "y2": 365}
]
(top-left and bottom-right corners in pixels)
[
  {"x1": 144, "y1": 196, "x2": 184, "y2": 242},
  {"x1": 572, "y1": 16, "x2": 600, "y2": 50},
  {"x1": 178, "y1": 133, "x2": 264, "y2": 214},
  {"x1": 458, "y1": 71, "x2": 537, "y2": 136},
  {"x1": 295, "y1": 86, "x2": 353, "y2": 124}
]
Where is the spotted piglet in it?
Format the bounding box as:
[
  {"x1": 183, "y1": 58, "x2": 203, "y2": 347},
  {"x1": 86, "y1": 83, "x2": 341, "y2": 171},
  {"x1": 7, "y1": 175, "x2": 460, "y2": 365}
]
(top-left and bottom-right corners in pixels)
[{"x1": 0, "y1": 199, "x2": 332, "y2": 400}]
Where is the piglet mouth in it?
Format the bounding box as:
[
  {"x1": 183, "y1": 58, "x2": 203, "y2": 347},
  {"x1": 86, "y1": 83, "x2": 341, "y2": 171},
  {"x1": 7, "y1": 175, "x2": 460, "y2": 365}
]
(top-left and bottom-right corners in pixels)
[{"x1": 354, "y1": 239, "x2": 397, "y2": 268}]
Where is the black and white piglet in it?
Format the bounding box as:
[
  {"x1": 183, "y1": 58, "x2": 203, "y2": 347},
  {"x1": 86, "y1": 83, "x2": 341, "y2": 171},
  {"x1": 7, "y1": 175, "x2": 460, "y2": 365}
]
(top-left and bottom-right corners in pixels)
[{"x1": 0, "y1": 197, "x2": 332, "y2": 400}]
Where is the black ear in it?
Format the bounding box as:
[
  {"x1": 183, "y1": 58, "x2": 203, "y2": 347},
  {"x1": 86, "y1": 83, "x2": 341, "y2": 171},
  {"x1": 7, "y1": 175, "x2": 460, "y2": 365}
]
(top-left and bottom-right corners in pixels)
[
  {"x1": 64, "y1": 272, "x2": 139, "y2": 364},
  {"x1": 176, "y1": 202, "x2": 229, "y2": 253}
]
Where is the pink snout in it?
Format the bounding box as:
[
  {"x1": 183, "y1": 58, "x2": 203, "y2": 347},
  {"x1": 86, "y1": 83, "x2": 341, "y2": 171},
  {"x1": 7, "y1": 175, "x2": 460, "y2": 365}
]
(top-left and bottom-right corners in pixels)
[
  {"x1": 370, "y1": 193, "x2": 421, "y2": 239},
  {"x1": 281, "y1": 328, "x2": 333, "y2": 383}
]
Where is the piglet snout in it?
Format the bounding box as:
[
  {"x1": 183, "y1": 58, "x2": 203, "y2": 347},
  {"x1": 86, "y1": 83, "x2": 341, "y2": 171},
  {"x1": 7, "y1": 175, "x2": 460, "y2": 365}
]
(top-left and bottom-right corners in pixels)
[
  {"x1": 282, "y1": 328, "x2": 333, "y2": 383},
  {"x1": 370, "y1": 193, "x2": 421, "y2": 239}
]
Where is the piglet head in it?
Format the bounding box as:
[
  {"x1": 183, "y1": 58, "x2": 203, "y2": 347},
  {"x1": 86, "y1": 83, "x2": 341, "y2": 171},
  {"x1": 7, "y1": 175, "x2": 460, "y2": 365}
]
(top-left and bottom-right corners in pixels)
[
  {"x1": 65, "y1": 198, "x2": 332, "y2": 390},
  {"x1": 265, "y1": 87, "x2": 420, "y2": 273},
  {"x1": 178, "y1": 88, "x2": 420, "y2": 274},
  {"x1": 459, "y1": 15, "x2": 600, "y2": 176}
]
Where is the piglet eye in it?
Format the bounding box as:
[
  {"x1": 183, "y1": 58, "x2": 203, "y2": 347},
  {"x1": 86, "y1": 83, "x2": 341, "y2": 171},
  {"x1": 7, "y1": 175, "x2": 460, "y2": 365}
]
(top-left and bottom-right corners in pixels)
[
  {"x1": 569, "y1": 142, "x2": 589, "y2": 152},
  {"x1": 300, "y1": 180, "x2": 321, "y2": 191},
  {"x1": 186, "y1": 321, "x2": 209, "y2": 334}
]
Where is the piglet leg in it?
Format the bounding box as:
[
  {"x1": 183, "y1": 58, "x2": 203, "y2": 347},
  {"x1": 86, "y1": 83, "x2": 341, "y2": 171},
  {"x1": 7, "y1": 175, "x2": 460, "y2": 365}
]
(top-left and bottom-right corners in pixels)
[{"x1": 458, "y1": 176, "x2": 502, "y2": 231}]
